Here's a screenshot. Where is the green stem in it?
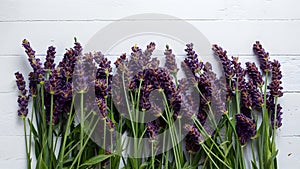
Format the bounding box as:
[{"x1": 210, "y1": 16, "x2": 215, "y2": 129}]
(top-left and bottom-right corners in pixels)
[
  {"x1": 40, "y1": 84, "x2": 47, "y2": 162},
  {"x1": 193, "y1": 117, "x2": 226, "y2": 159},
  {"x1": 23, "y1": 118, "x2": 31, "y2": 169},
  {"x1": 70, "y1": 117, "x2": 100, "y2": 169},
  {"x1": 160, "y1": 90, "x2": 181, "y2": 169},
  {"x1": 77, "y1": 92, "x2": 85, "y2": 168},
  {"x1": 201, "y1": 143, "x2": 220, "y2": 169},
  {"x1": 151, "y1": 142, "x2": 155, "y2": 169},
  {"x1": 49, "y1": 94, "x2": 54, "y2": 169}
]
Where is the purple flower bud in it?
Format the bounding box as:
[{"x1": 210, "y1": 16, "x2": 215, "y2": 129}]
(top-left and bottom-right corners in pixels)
[
  {"x1": 267, "y1": 95, "x2": 283, "y2": 128},
  {"x1": 253, "y1": 41, "x2": 272, "y2": 73},
  {"x1": 164, "y1": 45, "x2": 179, "y2": 75},
  {"x1": 184, "y1": 43, "x2": 203, "y2": 76},
  {"x1": 268, "y1": 60, "x2": 283, "y2": 97},
  {"x1": 212, "y1": 44, "x2": 234, "y2": 80},
  {"x1": 246, "y1": 62, "x2": 264, "y2": 87},
  {"x1": 15, "y1": 72, "x2": 30, "y2": 117},
  {"x1": 22, "y1": 39, "x2": 44, "y2": 83},
  {"x1": 247, "y1": 79, "x2": 263, "y2": 109},
  {"x1": 44, "y1": 46, "x2": 56, "y2": 70},
  {"x1": 235, "y1": 114, "x2": 256, "y2": 145},
  {"x1": 185, "y1": 124, "x2": 202, "y2": 153},
  {"x1": 146, "y1": 121, "x2": 160, "y2": 141},
  {"x1": 232, "y1": 57, "x2": 246, "y2": 91}
]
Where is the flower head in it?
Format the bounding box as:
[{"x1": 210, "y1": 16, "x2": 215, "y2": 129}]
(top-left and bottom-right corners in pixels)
[
  {"x1": 212, "y1": 44, "x2": 234, "y2": 80},
  {"x1": 22, "y1": 39, "x2": 44, "y2": 83},
  {"x1": 268, "y1": 60, "x2": 283, "y2": 97},
  {"x1": 246, "y1": 62, "x2": 264, "y2": 87},
  {"x1": 183, "y1": 43, "x2": 203, "y2": 75},
  {"x1": 253, "y1": 41, "x2": 271, "y2": 73},
  {"x1": 232, "y1": 57, "x2": 246, "y2": 91},
  {"x1": 235, "y1": 114, "x2": 256, "y2": 145},
  {"x1": 185, "y1": 124, "x2": 202, "y2": 153},
  {"x1": 15, "y1": 72, "x2": 30, "y2": 118},
  {"x1": 164, "y1": 45, "x2": 179, "y2": 75},
  {"x1": 44, "y1": 46, "x2": 56, "y2": 71}
]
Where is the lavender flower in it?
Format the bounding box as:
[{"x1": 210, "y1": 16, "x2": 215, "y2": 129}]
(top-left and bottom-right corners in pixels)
[
  {"x1": 253, "y1": 41, "x2": 271, "y2": 73},
  {"x1": 96, "y1": 98, "x2": 115, "y2": 131},
  {"x1": 129, "y1": 68, "x2": 181, "y2": 119},
  {"x1": 94, "y1": 52, "x2": 112, "y2": 79},
  {"x1": 164, "y1": 45, "x2": 178, "y2": 75},
  {"x1": 235, "y1": 114, "x2": 256, "y2": 145},
  {"x1": 212, "y1": 44, "x2": 234, "y2": 80},
  {"x1": 44, "y1": 46, "x2": 56, "y2": 71},
  {"x1": 247, "y1": 79, "x2": 263, "y2": 109},
  {"x1": 212, "y1": 45, "x2": 234, "y2": 99},
  {"x1": 22, "y1": 39, "x2": 44, "y2": 83},
  {"x1": 73, "y1": 58, "x2": 89, "y2": 93},
  {"x1": 146, "y1": 120, "x2": 161, "y2": 141},
  {"x1": 58, "y1": 42, "x2": 82, "y2": 80},
  {"x1": 241, "y1": 89, "x2": 252, "y2": 118},
  {"x1": 185, "y1": 124, "x2": 202, "y2": 153},
  {"x1": 268, "y1": 60, "x2": 283, "y2": 97},
  {"x1": 183, "y1": 43, "x2": 203, "y2": 76},
  {"x1": 45, "y1": 69, "x2": 60, "y2": 95},
  {"x1": 272, "y1": 104, "x2": 283, "y2": 128},
  {"x1": 15, "y1": 72, "x2": 30, "y2": 117},
  {"x1": 267, "y1": 95, "x2": 283, "y2": 128},
  {"x1": 144, "y1": 42, "x2": 156, "y2": 60},
  {"x1": 232, "y1": 57, "x2": 246, "y2": 91},
  {"x1": 246, "y1": 62, "x2": 264, "y2": 87}
]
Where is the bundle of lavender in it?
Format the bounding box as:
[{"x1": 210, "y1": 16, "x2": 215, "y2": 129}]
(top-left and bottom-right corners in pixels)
[{"x1": 15, "y1": 39, "x2": 282, "y2": 169}]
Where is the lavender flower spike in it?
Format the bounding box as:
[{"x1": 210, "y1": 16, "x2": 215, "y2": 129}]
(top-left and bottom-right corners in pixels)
[
  {"x1": 164, "y1": 45, "x2": 179, "y2": 75},
  {"x1": 235, "y1": 114, "x2": 256, "y2": 145},
  {"x1": 253, "y1": 41, "x2": 271, "y2": 73},
  {"x1": 15, "y1": 72, "x2": 30, "y2": 118},
  {"x1": 44, "y1": 46, "x2": 56, "y2": 71},
  {"x1": 268, "y1": 60, "x2": 283, "y2": 97}
]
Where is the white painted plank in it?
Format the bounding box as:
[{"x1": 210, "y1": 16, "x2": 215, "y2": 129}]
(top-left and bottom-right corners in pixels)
[
  {"x1": 277, "y1": 93, "x2": 300, "y2": 137},
  {"x1": 0, "y1": 0, "x2": 225, "y2": 21},
  {"x1": 1, "y1": 21, "x2": 300, "y2": 56},
  {"x1": 0, "y1": 136, "x2": 27, "y2": 167},
  {"x1": 0, "y1": 0, "x2": 299, "y2": 21},
  {"x1": 0, "y1": 92, "x2": 27, "y2": 136},
  {"x1": 277, "y1": 136, "x2": 300, "y2": 169}
]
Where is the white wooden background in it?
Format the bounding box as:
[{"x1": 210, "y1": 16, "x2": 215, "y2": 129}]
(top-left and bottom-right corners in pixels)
[{"x1": 1, "y1": 0, "x2": 300, "y2": 168}]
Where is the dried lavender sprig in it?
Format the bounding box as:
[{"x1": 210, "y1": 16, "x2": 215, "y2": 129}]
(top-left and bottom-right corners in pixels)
[
  {"x1": 146, "y1": 120, "x2": 160, "y2": 141},
  {"x1": 253, "y1": 41, "x2": 271, "y2": 73},
  {"x1": 164, "y1": 45, "x2": 179, "y2": 75},
  {"x1": 212, "y1": 44, "x2": 234, "y2": 80},
  {"x1": 267, "y1": 95, "x2": 283, "y2": 128},
  {"x1": 15, "y1": 72, "x2": 30, "y2": 117},
  {"x1": 22, "y1": 39, "x2": 44, "y2": 83},
  {"x1": 184, "y1": 124, "x2": 202, "y2": 153},
  {"x1": 268, "y1": 60, "x2": 283, "y2": 97},
  {"x1": 184, "y1": 43, "x2": 204, "y2": 76},
  {"x1": 235, "y1": 113, "x2": 256, "y2": 145},
  {"x1": 247, "y1": 79, "x2": 263, "y2": 109},
  {"x1": 44, "y1": 46, "x2": 56, "y2": 71},
  {"x1": 246, "y1": 62, "x2": 264, "y2": 87},
  {"x1": 212, "y1": 45, "x2": 234, "y2": 99},
  {"x1": 58, "y1": 41, "x2": 82, "y2": 80},
  {"x1": 232, "y1": 56, "x2": 246, "y2": 91}
]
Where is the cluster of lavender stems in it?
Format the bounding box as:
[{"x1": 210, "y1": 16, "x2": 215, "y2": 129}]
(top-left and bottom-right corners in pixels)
[{"x1": 16, "y1": 39, "x2": 283, "y2": 169}]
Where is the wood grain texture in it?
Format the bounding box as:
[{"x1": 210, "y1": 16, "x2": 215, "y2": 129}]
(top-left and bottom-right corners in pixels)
[{"x1": 1, "y1": 0, "x2": 299, "y2": 168}]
